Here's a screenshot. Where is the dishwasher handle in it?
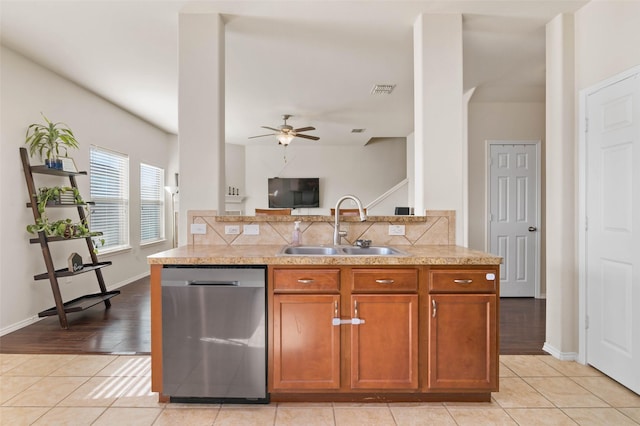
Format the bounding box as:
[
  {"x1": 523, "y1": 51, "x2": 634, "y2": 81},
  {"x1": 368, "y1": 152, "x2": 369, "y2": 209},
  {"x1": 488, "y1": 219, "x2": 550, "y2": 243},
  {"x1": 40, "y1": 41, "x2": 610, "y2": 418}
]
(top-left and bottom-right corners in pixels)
[{"x1": 187, "y1": 280, "x2": 239, "y2": 286}]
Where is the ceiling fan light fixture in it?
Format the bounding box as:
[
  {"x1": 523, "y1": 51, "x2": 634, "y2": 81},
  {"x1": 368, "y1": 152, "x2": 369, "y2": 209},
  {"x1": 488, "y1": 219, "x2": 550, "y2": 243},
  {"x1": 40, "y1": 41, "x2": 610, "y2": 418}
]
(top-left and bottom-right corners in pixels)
[{"x1": 277, "y1": 133, "x2": 294, "y2": 145}]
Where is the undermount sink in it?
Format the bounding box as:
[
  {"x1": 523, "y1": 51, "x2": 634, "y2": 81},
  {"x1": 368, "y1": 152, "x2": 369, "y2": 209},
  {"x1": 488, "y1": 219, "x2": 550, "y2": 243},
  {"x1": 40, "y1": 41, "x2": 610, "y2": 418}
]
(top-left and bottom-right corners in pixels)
[
  {"x1": 280, "y1": 246, "x2": 340, "y2": 256},
  {"x1": 339, "y1": 246, "x2": 406, "y2": 256},
  {"x1": 279, "y1": 245, "x2": 408, "y2": 257}
]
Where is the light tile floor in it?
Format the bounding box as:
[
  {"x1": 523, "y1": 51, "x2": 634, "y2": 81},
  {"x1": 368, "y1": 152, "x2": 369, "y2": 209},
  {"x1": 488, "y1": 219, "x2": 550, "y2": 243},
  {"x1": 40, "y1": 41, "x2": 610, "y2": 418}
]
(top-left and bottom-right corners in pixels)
[{"x1": 1, "y1": 354, "x2": 639, "y2": 425}]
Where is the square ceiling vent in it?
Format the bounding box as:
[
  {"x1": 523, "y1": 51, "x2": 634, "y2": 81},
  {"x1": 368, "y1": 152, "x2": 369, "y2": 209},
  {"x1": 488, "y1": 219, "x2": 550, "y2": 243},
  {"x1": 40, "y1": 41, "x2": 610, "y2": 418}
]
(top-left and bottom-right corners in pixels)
[{"x1": 371, "y1": 84, "x2": 396, "y2": 95}]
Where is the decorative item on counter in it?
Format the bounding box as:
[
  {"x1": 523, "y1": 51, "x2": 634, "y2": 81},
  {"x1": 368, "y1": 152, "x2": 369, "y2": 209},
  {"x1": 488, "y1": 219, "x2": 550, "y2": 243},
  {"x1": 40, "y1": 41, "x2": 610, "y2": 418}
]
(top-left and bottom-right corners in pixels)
[
  {"x1": 67, "y1": 252, "x2": 84, "y2": 272},
  {"x1": 291, "y1": 221, "x2": 302, "y2": 246}
]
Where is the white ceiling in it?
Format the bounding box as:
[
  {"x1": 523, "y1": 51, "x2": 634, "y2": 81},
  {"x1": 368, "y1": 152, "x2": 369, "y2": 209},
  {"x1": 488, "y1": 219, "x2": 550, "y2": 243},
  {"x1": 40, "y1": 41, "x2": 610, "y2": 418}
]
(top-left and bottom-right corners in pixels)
[{"x1": 1, "y1": 0, "x2": 589, "y2": 146}]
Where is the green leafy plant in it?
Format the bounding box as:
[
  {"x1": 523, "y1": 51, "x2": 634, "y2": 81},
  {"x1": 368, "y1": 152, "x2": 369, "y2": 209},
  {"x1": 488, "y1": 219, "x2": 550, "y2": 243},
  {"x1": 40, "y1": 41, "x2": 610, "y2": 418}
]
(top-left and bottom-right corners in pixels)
[
  {"x1": 26, "y1": 186, "x2": 104, "y2": 252},
  {"x1": 25, "y1": 113, "x2": 80, "y2": 162},
  {"x1": 26, "y1": 217, "x2": 98, "y2": 238},
  {"x1": 35, "y1": 186, "x2": 84, "y2": 214}
]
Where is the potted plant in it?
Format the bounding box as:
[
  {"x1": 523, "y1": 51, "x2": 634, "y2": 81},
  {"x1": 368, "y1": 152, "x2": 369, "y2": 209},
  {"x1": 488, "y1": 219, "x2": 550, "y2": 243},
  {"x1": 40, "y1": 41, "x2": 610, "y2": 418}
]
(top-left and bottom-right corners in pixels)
[
  {"x1": 25, "y1": 113, "x2": 80, "y2": 167},
  {"x1": 35, "y1": 186, "x2": 84, "y2": 213}
]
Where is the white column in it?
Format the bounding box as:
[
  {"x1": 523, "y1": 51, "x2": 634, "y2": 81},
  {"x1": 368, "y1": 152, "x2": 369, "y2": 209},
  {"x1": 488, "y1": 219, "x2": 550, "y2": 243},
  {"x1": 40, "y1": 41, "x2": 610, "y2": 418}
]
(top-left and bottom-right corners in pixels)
[
  {"x1": 544, "y1": 13, "x2": 577, "y2": 358},
  {"x1": 413, "y1": 14, "x2": 464, "y2": 243},
  {"x1": 178, "y1": 11, "x2": 225, "y2": 246}
]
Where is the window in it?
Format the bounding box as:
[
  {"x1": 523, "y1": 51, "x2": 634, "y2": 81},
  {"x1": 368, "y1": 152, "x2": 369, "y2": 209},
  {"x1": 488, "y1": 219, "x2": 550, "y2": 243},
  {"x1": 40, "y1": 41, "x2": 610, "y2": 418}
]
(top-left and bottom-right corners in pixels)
[
  {"x1": 90, "y1": 146, "x2": 129, "y2": 252},
  {"x1": 140, "y1": 163, "x2": 165, "y2": 244}
]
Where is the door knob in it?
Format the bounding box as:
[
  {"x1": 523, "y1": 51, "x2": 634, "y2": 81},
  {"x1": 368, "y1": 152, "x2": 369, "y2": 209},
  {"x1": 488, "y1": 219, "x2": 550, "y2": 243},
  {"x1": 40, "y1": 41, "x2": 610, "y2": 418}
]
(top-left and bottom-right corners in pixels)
[{"x1": 528, "y1": 226, "x2": 537, "y2": 232}]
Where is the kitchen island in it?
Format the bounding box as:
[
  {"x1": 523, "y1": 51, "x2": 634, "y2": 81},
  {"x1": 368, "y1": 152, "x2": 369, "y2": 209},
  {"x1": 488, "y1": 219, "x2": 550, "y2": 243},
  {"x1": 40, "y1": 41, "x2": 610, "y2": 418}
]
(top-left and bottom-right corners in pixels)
[{"x1": 148, "y1": 243, "x2": 502, "y2": 403}]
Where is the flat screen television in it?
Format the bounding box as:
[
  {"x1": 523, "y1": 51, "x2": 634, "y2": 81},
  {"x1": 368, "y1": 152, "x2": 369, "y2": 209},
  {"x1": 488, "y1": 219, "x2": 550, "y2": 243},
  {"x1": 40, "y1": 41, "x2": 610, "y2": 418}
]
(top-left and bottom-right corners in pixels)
[{"x1": 268, "y1": 177, "x2": 320, "y2": 209}]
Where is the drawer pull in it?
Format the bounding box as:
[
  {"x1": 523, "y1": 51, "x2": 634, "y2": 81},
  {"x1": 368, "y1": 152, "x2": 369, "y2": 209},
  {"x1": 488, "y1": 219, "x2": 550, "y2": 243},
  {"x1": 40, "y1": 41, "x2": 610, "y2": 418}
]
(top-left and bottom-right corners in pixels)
[
  {"x1": 453, "y1": 279, "x2": 473, "y2": 285},
  {"x1": 375, "y1": 279, "x2": 395, "y2": 285},
  {"x1": 432, "y1": 300, "x2": 437, "y2": 317},
  {"x1": 297, "y1": 279, "x2": 315, "y2": 284}
]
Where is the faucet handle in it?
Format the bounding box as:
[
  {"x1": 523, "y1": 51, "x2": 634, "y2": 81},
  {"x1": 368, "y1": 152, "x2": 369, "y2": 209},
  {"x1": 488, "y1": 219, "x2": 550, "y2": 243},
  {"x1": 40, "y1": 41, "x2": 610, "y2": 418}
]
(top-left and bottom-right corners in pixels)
[{"x1": 355, "y1": 239, "x2": 372, "y2": 248}]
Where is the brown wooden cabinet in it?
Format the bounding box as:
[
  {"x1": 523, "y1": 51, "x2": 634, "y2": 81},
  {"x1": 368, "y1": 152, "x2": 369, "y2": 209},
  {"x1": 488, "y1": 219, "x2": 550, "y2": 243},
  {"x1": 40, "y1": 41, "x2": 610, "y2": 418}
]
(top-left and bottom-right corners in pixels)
[
  {"x1": 427, "y1": 268, "x2": 499, "y2": 392},
  {"x1": 269, "y1": 264, "x2": 499, "y2": 400},
  {"x1": 350, "y1": 268, "x2": 419, "y2": 390},
  {"x1": 271, "y1": 268, "x2": 341, "y2": 391},
  {"x1": 350, "y1": 294, "x2": 418, "y2": 389},
  {"x1": 270, "y1": 266, "x2": 419, "y2": 393},
  {"x1": 273, "y1": 294, "x2": 341, "y2": 390}
]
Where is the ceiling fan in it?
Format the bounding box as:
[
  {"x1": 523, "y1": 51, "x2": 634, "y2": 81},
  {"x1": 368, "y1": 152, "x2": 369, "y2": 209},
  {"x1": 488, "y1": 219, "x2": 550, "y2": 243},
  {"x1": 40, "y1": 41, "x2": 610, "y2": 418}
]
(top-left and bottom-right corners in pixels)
[{"x1": 248, "y1": 114, "x2": 319, "y2": 145}]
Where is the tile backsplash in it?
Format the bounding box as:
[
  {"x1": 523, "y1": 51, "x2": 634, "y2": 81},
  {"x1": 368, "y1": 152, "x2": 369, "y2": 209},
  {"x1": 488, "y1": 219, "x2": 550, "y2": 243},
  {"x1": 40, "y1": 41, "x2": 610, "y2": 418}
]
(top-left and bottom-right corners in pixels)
[{"x1": 187, "y1": 211, "x2": 455, "y2": 246}]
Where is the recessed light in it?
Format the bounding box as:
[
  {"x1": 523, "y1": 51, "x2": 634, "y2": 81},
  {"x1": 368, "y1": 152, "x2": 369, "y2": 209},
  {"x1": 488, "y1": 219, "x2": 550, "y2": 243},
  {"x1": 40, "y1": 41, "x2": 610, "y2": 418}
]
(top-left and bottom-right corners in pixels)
[{"x1": 371, "y1": 84, "x2": 396, "y2": 95}]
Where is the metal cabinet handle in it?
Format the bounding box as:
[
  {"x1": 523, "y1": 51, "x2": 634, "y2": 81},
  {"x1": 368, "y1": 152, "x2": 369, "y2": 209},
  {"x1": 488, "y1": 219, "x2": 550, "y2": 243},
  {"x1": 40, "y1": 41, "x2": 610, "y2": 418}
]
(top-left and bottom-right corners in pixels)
[
  {"x1": 297, "y1": 279, "x2": 314, "y2": 284},
  {"x1": 332, "y1": 300, "x2": 341, "y2": 326},
  {"x1": 375, "y1": 279, "x2": 395, "y2": 284},
  {"x1": 350, "y1": 300, "x2": 365, "y2": 325},
  {"x1": 432, "y1": 300, "x2": 436, "y2": 318},
  {"x1": 453, "y1": 279, "x2": 472, "y2": 285}
]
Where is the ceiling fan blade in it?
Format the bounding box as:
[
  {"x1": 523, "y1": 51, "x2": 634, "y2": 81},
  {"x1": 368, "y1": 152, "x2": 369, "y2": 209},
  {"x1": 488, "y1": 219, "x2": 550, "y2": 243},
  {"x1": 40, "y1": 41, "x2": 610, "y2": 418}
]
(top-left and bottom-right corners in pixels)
[
  {"x1": 295, "y1": 133, "x2": 320, "y2": 141},
  {"x1": 261, "y1": 126, "x2": 281, "y2": 132},
  {"x1": 248, "y1": 133, "x2": 276, "y2": 139},
  {"x1": 293, "y1": 126, "x2": 315, "y2": 132}
]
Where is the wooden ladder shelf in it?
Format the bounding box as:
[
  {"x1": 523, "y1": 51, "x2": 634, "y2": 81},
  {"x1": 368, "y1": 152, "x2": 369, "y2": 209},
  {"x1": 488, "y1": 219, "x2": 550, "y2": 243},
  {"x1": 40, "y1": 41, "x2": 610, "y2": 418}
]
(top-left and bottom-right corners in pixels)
[{"x1": 20, "y1": 147, "x2": 119, "y2": 329}]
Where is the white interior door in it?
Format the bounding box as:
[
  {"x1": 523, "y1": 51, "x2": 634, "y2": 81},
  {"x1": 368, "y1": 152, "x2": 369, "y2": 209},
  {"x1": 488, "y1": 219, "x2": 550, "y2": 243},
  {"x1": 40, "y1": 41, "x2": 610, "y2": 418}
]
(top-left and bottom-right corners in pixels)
[
  {"x1": 585, "y1": 72, "x2": 640, "y2": 394},
  {"x1": 488, "y1": 142, "x2": 539, "y2": 298}
]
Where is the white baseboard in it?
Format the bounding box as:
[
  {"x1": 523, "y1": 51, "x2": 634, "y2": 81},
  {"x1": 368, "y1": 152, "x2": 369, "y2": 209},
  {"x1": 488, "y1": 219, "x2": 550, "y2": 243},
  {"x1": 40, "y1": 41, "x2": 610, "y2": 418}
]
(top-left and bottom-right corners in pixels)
[
  {"x1": 0, "y1": 272, "x2": 150, "y2": 337},
  {"x1": 0, "y1": 315, "x2": 43, "y2": 337},
  {"x1": 107, "y1": 271, "x2": 150, "y2": 292},
  {"x1": 542, "y1": 342, "x2": 578, "y2": 361}
]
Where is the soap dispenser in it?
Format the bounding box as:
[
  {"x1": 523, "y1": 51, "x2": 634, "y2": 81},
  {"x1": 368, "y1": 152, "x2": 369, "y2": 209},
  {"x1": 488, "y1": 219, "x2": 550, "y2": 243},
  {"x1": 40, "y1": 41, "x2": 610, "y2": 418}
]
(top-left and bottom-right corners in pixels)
[{"x1": 292, "y1": 221, "x2": 302, "y2": 246}]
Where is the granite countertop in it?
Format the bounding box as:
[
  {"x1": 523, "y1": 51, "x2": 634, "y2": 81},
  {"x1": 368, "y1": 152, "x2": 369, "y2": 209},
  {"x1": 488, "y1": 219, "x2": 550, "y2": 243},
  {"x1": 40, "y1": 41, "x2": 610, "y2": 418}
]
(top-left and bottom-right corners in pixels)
[{"x1": 147, "y1": 245, "x2": 502, "y2": 266}]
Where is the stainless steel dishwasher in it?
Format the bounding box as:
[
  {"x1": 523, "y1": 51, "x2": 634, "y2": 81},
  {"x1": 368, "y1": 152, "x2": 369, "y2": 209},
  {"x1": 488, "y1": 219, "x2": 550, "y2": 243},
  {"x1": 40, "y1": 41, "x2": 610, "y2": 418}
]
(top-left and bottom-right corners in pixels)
[{"x1": 161, "y1": 265, "x2": 267, "y2": 403}]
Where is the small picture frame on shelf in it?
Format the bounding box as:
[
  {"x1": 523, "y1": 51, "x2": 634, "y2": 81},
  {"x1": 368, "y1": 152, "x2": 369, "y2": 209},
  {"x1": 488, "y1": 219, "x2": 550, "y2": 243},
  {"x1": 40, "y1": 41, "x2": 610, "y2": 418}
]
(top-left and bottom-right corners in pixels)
[
  {"x1": 68, "y1": 252, "x2": 84, "y2": 272},
  {"x1": 60, "y1": 157, "x2": 78, "y2": 173}
]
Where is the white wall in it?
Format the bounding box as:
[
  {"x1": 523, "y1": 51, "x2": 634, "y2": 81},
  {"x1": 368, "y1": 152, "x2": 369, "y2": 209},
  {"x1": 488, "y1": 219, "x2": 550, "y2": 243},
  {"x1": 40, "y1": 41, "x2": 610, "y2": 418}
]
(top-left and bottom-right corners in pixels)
[
  {"x1": 242, "y1": 139, "x2": 407, "y2": 215},
  {"x1": 178, "y1": 12, "x2": 226, "y2": 246},
  {"x1": 467, "y1": 102, "x2": 546, "y2": 296},
  {"x1": 0, "y1": 47, "x2": 176, "y2": 333},
  {"x1": 575, "y1": 1, "x2": 640, "y2": 90},
  {"x1": 546, "y1": 12, "x2": 577, "y2": 359},
  {"x1": 541, "y1": 0, "x2": 640, "y2": 359},
  {"x1": 413, "y1": 14, "x2": 464, "y2": 243}
]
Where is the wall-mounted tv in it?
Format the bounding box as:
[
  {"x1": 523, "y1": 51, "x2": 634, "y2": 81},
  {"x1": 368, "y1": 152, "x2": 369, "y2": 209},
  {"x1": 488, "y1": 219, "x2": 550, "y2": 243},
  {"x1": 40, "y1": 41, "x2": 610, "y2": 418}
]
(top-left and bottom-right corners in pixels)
[{"x1": 268, "y1": 177, "x2": 320, "y2": 209}]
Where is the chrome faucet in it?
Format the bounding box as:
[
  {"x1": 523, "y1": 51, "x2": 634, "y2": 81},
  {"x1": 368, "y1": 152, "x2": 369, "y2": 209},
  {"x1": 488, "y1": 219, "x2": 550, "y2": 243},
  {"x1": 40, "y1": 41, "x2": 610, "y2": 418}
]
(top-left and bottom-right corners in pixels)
[{"x1": 333, "y1": 195, "x2": 367, "y2": 245}]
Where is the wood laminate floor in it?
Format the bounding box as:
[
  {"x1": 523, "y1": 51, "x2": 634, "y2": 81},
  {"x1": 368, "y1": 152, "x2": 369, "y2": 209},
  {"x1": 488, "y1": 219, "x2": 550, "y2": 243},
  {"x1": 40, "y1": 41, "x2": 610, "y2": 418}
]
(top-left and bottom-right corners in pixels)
[{"x1": 0, "y1": 277, "x2": 546, "y2": 355}]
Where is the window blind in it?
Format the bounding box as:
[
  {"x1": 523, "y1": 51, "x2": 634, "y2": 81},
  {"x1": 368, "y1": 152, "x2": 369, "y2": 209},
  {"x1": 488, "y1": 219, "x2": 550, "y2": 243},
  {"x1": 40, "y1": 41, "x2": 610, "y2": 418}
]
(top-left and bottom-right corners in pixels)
[
  {"x1": 90, "y1": 146, "x2": 129, "y2": 252},
  {"x1": 140, "y1": 163, "x2": 164, "y2": 244}
]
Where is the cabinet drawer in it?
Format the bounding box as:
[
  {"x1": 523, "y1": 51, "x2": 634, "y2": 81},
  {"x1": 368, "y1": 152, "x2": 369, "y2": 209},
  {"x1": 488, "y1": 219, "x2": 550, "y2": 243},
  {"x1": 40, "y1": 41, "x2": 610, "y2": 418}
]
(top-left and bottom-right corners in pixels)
[
  {"x1": 273, "y1": 268, "x2": 340, "y2": 292},
  {"x1": 429, "y1": 269, "x2": 497, "y2": 293},
  {"x1": 351, "y1": 269, "x2": 418, "y2": 293}
]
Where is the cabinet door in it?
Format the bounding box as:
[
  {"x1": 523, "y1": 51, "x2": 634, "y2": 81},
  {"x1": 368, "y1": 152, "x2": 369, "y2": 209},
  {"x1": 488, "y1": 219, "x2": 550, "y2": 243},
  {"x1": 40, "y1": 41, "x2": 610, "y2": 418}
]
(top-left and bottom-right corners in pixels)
[
  {"x1": 272, "y1": 294, "x2": 340, "y2": 390},
  {"x1": 350, "y1": 294, "x2": 419, "y2": 389},
  {"x1": 428, "y1": 294, "x2": 497, "y2": 391}
]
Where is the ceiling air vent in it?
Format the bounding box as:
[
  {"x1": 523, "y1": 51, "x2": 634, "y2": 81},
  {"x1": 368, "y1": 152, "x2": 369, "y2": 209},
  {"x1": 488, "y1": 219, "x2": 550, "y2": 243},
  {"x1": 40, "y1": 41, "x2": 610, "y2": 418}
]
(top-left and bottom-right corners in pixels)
[
  {"x1": 351, "y1": 128, "x2": 366, "y2": 133},
  {"x1": 370, "y1": 84, "x2": 396, "y2": 95}
]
